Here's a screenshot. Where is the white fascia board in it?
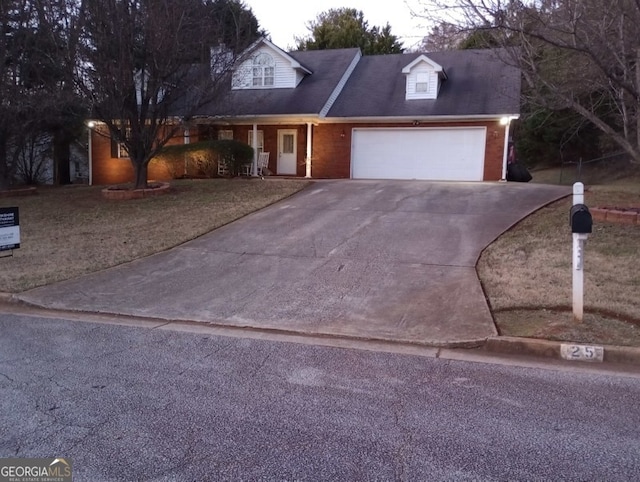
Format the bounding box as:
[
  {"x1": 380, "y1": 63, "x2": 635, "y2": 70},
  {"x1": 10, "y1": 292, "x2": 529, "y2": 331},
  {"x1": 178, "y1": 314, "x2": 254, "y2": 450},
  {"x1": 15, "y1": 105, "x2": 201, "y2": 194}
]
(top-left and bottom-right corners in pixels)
[
  {"x1": 193, "y1": 113, "x2": 520, "y2": 125},
  {"x1": 319, "y1": 50, "x2": 362, "y2": 118},
  {"x1": 199, "y1": 114, "x2": 321, "y2": 125},
  {"x1": 318, "y1": 114, "x2": 520, "y2": 123}
]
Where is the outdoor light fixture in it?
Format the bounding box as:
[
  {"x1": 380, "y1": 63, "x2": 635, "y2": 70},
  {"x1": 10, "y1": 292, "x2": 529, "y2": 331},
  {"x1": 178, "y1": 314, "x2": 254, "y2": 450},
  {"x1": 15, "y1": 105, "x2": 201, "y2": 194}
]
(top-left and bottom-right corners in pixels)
[
  {"x1": 500, "y1": 115, "x2": 518, "y2": 125},
  {"x1": 340, "y1": 129, "x2": 345, "y2": 138}
]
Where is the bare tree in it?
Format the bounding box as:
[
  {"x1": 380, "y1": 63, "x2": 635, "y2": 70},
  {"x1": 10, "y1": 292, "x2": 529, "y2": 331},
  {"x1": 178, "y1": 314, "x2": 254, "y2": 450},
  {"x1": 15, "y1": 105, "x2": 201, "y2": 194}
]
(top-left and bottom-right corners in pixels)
[
  {"x1": 419, "y1": 21, "x2": 467, "y2": 51},
  {"x1": 419, "y1": 0, "x2": 640, "y2": 163},
  {"x1": 77, "y1": 0, "x2": 260, "y2": 188}
]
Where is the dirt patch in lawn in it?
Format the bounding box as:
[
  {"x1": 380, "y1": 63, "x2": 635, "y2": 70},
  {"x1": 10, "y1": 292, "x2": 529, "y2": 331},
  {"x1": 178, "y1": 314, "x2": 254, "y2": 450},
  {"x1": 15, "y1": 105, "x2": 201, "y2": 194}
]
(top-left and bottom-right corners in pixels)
[{"x1": 0, "y1": 179, "x2": 310, "y2": 293}]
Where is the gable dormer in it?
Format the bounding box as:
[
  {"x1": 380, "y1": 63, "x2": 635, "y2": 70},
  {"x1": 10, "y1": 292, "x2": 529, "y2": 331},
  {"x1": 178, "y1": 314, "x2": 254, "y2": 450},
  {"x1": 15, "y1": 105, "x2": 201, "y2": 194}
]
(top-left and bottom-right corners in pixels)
[
  {"x1": 232, "y1": 39, "x2": 312, "y2": 90},
  {"x1": 402, "y1": 54, "x2": 447, "y2": 100}
]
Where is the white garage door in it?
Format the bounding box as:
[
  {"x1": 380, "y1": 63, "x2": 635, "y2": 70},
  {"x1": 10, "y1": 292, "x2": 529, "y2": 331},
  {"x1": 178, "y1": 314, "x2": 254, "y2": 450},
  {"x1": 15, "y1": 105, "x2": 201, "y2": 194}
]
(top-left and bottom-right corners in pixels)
[{"x1": 351, "y1": 127, "x2": 487, "y2": 181}]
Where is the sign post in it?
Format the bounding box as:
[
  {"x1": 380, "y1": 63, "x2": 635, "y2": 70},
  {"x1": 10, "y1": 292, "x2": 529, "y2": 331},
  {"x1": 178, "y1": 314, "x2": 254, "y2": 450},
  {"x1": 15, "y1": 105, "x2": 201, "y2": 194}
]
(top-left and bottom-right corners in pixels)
[{"x1": 0, "y1": 206, "x2": 20, "y2": 256}]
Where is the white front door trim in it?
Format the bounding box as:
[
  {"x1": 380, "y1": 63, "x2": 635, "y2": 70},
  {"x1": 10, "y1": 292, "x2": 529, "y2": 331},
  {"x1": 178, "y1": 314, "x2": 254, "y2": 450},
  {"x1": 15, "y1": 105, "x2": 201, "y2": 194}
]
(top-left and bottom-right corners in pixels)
[{"x1": 277, "y1": 129, "x2": 297, "y2": 175}]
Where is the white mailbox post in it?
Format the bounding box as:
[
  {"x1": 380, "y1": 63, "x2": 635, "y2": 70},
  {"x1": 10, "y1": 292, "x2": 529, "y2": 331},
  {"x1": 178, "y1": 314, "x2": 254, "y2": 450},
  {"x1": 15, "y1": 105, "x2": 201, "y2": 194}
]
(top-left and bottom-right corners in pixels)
[{"x1": 570, "y1": 182, "x2": 592, "y2": 322}]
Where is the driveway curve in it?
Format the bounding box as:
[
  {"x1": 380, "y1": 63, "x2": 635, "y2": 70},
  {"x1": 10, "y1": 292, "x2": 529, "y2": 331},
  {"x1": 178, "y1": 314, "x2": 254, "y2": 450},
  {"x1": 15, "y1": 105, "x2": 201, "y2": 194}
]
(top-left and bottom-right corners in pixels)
[{"x1": 18, "y1": 180, "x2": 569, "y2": 346}]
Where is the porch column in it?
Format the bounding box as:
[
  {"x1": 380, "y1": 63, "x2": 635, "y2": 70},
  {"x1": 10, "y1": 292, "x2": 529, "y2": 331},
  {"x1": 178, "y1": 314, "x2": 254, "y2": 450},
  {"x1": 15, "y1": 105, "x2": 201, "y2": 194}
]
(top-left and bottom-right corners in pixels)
[
  {"x1": 252, "y1": 123, "x2": 258, "y2": 176},
  {"x1": 305, "y1": 122, "x2": 312, "y2": 178}
]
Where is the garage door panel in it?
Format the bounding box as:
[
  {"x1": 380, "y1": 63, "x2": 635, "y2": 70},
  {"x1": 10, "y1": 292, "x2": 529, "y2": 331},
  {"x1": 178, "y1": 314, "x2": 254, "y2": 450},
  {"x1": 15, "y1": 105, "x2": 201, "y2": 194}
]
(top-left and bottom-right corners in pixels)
[{"x1": 352, "y1": 127, "x2": 486, "y2": 181}]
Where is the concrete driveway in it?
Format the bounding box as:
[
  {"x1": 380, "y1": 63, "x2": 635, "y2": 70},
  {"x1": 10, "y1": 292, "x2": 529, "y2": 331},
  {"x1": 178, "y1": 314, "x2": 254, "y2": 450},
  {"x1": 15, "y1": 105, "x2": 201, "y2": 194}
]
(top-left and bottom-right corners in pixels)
[{"x1": 18, "y1": 180, "x2": 569, "y2": 346}]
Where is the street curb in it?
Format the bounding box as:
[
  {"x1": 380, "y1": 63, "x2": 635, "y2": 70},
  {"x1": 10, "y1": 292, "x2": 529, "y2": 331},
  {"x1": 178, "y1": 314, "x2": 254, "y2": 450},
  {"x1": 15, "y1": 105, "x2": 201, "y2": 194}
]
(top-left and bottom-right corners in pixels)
[
  {"x1": 484, "y1": 336, "x2": 640, "y2": 366},
  {"x1": 6, "y1": 297, "x2": 489, "y2": 350},
  {"x1": 4, "y1": 294, "x2": 640, "y2": 367}
]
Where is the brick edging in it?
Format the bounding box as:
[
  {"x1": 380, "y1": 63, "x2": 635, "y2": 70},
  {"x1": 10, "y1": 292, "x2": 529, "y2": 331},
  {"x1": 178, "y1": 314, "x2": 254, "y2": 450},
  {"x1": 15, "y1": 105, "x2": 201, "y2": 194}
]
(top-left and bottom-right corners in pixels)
[
  {"x1": 101, "y1": 181, "x2": 171, "y2": 200},
  {"x1": 591, "y1": 207, "x2": 638, "y2": 225}
]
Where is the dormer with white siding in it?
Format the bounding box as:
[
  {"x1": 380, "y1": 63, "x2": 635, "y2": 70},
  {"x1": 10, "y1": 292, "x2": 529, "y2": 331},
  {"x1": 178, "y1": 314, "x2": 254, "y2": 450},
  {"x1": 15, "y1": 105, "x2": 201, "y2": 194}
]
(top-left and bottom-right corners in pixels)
[
  {"x1": 232, "y1": 39, "x2": 312, "y2": 90},
  {"x1": 402, "y1": 54, "x2": 447, "y2": 100}
]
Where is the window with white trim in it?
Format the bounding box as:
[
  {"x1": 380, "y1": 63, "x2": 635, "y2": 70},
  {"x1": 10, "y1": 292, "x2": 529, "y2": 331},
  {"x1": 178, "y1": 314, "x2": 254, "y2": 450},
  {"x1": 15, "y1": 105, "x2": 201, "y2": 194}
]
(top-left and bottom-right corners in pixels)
[
  {"x1": 110, "y1": 127, "x2": 131, "y2": 158},
  {"x1": 252, "y1": 53, "x2": 274, "y2": 87},
  {"x1": 247, "y1": 131, "x2": 264, "y2": 152},
  {"x1": 415, "y1": 73, "x2": 429, "y2": 93},
  {"x1": 218, "y1": 129, "x2": 233, "y2": 140}
]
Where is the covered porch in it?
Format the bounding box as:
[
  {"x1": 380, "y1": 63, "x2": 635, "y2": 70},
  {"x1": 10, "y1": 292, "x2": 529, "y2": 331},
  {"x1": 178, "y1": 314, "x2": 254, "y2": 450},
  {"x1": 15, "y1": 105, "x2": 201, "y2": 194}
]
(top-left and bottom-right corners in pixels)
[{"x1": 193, "y1": 118, "x2": 316, "y2": 178}]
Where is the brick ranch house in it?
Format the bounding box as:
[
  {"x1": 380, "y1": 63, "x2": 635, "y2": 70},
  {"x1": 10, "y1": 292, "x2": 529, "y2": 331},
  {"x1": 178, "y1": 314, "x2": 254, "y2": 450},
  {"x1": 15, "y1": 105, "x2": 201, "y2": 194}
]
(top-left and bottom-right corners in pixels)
[{"x1": 88, "y1": 38, "x2": 520, "y2": 185}]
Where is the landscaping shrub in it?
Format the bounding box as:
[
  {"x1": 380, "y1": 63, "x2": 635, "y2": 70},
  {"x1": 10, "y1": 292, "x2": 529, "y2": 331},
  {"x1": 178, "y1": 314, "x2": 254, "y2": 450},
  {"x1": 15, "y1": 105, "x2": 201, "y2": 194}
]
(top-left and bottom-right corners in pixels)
[{"x1": 157, "y1": 139, "x2": 254, "y2": 178}]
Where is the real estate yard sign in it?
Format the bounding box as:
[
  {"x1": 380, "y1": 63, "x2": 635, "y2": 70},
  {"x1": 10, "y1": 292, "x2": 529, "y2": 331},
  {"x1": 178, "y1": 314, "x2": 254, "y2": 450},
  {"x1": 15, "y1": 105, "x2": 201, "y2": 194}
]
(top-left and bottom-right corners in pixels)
[{"x1": 0, "y1": 207, "x2": 20, "y2": 252}]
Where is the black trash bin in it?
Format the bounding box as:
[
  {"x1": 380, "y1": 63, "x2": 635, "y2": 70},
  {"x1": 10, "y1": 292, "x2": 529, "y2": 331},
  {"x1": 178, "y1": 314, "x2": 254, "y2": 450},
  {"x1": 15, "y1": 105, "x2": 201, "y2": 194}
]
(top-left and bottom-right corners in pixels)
[{"x1": 507, "y1": 162, "x2": 532, "y2": 182}]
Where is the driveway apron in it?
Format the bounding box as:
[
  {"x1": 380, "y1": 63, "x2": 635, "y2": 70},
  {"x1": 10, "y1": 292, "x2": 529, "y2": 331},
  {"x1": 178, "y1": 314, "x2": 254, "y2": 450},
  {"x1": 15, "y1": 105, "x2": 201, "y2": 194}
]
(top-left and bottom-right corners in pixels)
[{"x1": 18, "y1": 181, "x2": 570, "y2": 346}]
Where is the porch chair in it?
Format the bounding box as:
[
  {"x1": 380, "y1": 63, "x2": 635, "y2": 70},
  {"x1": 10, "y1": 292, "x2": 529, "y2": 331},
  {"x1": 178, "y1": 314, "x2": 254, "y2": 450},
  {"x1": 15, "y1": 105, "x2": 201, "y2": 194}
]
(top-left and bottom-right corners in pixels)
[
  {"x1": 217, "y1": 158, "x2": 229, "y2": 176},
  {"x1": 257, "y1": 152, "x2": 270, "y2": 177}
]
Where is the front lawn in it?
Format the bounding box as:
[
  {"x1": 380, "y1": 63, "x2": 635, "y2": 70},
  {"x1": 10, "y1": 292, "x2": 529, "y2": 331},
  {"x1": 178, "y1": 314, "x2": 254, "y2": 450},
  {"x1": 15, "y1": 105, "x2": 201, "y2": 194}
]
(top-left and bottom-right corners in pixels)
[{"x1": 478, "y1": 179, "x2": 640, "y2": 346}]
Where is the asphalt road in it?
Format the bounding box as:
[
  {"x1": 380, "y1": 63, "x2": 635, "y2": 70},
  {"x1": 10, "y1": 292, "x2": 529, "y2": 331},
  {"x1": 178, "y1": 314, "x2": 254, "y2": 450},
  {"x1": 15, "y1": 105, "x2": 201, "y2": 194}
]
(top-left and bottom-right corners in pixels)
[{"x1": 2, "y1": 313, "x2": 640, "y2": 481}]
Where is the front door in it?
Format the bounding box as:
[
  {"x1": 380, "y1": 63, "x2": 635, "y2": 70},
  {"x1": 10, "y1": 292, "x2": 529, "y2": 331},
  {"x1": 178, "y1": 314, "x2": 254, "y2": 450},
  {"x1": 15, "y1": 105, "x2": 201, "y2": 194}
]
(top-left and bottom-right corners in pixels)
[{"x1": 277, "y1": 129, "x2": 297, "y2": 175}]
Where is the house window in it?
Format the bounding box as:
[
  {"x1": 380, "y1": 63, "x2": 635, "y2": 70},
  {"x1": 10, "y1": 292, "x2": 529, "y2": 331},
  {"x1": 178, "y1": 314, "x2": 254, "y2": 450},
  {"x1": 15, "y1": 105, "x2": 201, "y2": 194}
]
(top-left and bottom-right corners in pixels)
[
  {"x1": 416, "y1": 73, "x2": 429, "y2": 93},
  {"x1": 116, "y1": 127, "x2": 131, "y2": 159},
  {"x1": 218, "y1": 129, "x2": 234, "y2": 140},
  {"x1": 247, "y1": 130, "x2": 264, "y2": 152},
  {"x1": 252, "y1": 53, "x2": 275, "y2": 87}
]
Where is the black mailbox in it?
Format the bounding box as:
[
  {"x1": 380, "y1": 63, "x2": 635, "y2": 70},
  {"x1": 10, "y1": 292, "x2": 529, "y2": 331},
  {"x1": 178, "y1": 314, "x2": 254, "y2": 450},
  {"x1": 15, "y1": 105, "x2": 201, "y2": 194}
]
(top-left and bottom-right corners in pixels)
[{"x1": 570, "y1": 204, "x2": 592, "y2": 233}]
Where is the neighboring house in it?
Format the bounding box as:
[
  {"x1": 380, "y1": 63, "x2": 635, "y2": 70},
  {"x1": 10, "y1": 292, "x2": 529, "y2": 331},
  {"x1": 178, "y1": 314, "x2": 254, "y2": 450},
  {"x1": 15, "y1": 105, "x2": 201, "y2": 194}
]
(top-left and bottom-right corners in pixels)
[
  {"x1": 11, "y1": 135, "x2": 89, "y2": 185},
  {"x1": 88, "y1": 38, "x2": 520, "y2": 185}
]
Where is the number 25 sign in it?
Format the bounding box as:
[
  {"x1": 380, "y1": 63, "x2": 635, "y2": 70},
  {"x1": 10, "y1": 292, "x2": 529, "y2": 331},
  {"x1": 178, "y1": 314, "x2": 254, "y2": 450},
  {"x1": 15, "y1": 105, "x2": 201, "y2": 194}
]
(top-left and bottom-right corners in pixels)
[{"x1": 561, "y1": 344, "x2": 604, "y2": 363}]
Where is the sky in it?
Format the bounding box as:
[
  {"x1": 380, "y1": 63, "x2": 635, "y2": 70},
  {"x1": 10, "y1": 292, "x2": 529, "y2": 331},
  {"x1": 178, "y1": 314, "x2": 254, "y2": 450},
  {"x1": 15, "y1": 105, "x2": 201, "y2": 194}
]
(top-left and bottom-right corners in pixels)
[{"x1": 243, "y1": 0, "x2": 430, "y2": 51}]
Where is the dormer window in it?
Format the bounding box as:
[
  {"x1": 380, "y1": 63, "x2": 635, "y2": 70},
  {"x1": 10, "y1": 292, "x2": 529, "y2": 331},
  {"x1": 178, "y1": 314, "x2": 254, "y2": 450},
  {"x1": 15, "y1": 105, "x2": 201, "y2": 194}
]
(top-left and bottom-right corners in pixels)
[
  {"x1": 402, "y1": 54, "x2": 447, "y2": 100},
  {"x1": 252, "y1": 53, "x2": 274, "y2": 87},
  {"x1": 231, "y1": 39, "x2": 312, "y2": 90},
  {"x1": 415, "y1": 73, "x2": 429, "y2": 93}
]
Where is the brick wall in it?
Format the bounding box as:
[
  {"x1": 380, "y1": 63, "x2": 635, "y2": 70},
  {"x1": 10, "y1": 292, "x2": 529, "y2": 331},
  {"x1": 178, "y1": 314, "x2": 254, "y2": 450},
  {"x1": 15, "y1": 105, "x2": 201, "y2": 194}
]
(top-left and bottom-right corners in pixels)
[
  {"x1": 311, "y1": 124, "x2": 351, "y2": 178},
  {"x1": 482, "y1": 122, "x2": 507, "y2": 180},
  {"x1": 90, "y1": 125, "x2": 194, "y2": 185},
  {"x1": 92, "y1": 120, "x2": 506, "y2": 183}
]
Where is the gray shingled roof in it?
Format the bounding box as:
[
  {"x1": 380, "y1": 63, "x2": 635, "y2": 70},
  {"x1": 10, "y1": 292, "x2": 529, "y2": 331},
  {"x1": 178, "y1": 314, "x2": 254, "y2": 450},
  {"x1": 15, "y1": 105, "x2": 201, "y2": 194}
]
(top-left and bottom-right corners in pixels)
[
  {"x1": 327, "y1": 49, "x2": 520, "y2": 118},
  {"x1": 196, "y1": 47, "x2": 520, "y2": 119},
  {"x1": 197, "y1": 48, "x2": 360, "y2": 117}
]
